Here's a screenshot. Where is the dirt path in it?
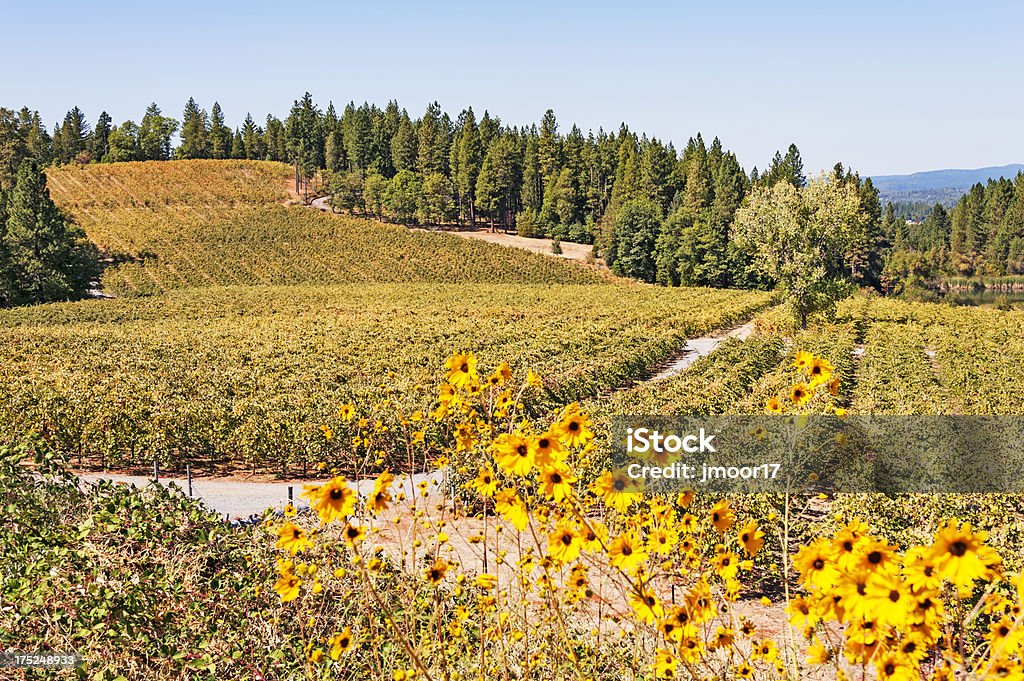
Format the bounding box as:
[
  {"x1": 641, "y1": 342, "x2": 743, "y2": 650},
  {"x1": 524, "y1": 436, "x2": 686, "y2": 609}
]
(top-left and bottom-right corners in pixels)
[
  {"x1": 309, "y1": 194, "x2": 595, "y2": 262},
  {"x1": 77, "y1": 470, "x2": 445, "y2": 520},
  {"x1": 648, "y1": 320, "x2": 756, "y2": 381}
]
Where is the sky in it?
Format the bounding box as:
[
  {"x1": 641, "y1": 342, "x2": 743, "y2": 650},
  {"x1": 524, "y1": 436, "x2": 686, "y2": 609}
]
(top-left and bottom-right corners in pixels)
[{"x1": 2, "y1": 0, "x2": 1021, "y2": 176}]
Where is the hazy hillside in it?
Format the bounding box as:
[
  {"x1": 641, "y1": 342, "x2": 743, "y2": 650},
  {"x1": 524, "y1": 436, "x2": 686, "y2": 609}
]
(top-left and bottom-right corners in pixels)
[{"x1": 871, "y1": 163, "x2": 1024, "y2": 207}]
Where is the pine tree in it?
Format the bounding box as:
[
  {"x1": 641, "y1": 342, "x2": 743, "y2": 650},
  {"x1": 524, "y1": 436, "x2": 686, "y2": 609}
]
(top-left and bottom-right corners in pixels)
[
  {"x1": 231, "y1": 129, "x2": 245, "y2": 159},
  {"x1": 61, "y1": 107, "x2": 90, "y2": 163},
  {"x1": 92, "y1": 111, "x2": 112, "y2": 162},
  {"x1": 416, "y1": 102, "x2": 446, "y2": 176},
  {"x1": 2, "y1": 160, "x2": 98, "y2": 305},
  {"x1": 519, "y1": 133, "x2": 543, "y2": 214},
  {"x1": 285, "y1": 93, "x2": 324, "y2": 196},
  {"x1": 209, "y1": 102, "x2": 232, "y2": 160},
  {"x1": 242, "y1": 114, "x2": 263, "y2": 160},
  {"x1": 178, "y1": 98, "x2": 209, "y2": 159},
  {"x1": 455, "y1": 108, "x2": 482, "y2": 225},
  {"x1": 341, "y1": 103, "x2": 372, "y2": 173},
  {"x1": 391, "y1": 111, "x2": 417, "y2": 173}
]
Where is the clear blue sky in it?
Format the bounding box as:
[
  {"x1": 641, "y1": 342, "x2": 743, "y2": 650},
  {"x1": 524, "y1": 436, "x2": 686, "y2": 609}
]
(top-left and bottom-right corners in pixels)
[{"x1": 2, "y1": 0, "x2": 1021, "y2": 176}]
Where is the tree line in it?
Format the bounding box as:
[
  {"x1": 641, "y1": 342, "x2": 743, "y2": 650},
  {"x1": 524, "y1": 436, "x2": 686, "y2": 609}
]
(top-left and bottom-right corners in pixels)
[
  {"x1": 1, "y1": 96, "x2": 896, "y2": 320},
  {"x1": 883, "y1": 175, "x2": 1024, "y2": 291}
]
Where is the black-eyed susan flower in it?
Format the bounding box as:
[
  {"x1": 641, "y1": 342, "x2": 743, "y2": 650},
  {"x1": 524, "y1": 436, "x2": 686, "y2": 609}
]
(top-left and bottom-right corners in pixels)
[
  {"x1": 426, "y1": 558, "x2": 449, "y2": 585},
  {"x1": 738, "y1": 520, "x2": 764, "y2": 557},
  {"x1": 305, "y1": 476, "x2": 356, "y2": 524},
  {"x1": 793, "y1": 538, "x2": 840, "y2": 590},
  {"x1": 470, "y1": 466, "x2": 497, "y2": 497},
  {"x1": 709, "y1": 499, "x2": 735, "y2": 534},
  {"x1": 790, "y1": 382, "x2": 811, "y2": 406},
  {"x1": 792, "y1": 350, "x2": 813, "y2": 371},
  {"x1": 342, "y1": 522, "x2": 366, "y2": 545},
  {"x1": 554, "y1": 404, "x2": 593, "y2": 448},
  {"x1": 445, "y1": 352, "x2": 478, "y2": 389},
  {"x1": 547, "y1": 523, "x2": 581, "y2": 564},
  {"x1": 368, "y1": 471, "x2": 393, "y2": 514},
  {"x1": 539, "y1": 463, "x2": 575, "y2": 502},
  {"x1": 492, "y1": 433, "x2": 533, "y2": 476},
  {"x1": 274, "y1": 570, "x2": 301, "y2": 602},
  {"x1": 592, "y1": 470, "x2": 636, "y2": 512},
  {"x1": 276, "y1": 521, "x2": 312, "y2": 556},
  {"x1": 530, "y1": 431, "x2": 565, "y2": 468},
  {"x1": 629, "y1": 586, "x2": 663, "y2": 624},
  {"x1": 493, "y1": 488, "x2": 529, "y2": 531},
  {"x1": 808, "y1": 357, "x2": 833, "y2": 386},
  {"x1": 653, "y1": 648, "x2": 678, "y2": 678},
  {"x1": 608, "y1": 531, "x2": 647, "y2": 573},
  {"x1": 328, "y1": 627, "x2": 354, "y2": 659},
  {"x1": 927, "y1": 520, "x2": 1000, "y2": 591}
]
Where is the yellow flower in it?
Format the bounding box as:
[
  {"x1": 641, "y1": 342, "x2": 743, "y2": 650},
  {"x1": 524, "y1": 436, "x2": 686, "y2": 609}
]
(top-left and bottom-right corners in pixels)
[
  {"x1": 554, "y1": 404, "x2": 593, "y2": 448},
  {"x1": 368, "y1": 471, "x2": 393, "y2": 514},
  {"x1": 304, "y1": 476, "x2": 356, "y2": 524},
  {"x1": 653, "y1": 648, "x2": 678, "y2": 678},
  {"x1": 807, "y1": 357, "x2": 833, "y2": 386},
  {"x1": 865, "y1": 570, "x2": 914, "y2": 627},
  {"x1": 494, "y1": 488, "x2": 529, "y2": 531},
  {"x1": 790, "y1": 383, "x2": 811, "y2": 406},
  {"x1": 579, "y1": 520, "x2": 608, "y2": 552},
  {"x1": 530, "y1": 431, "x2": 565, "y2": 467},
  {"x1": 592, "y1": 470, "x2": 637, "y2": 512},
  {"x1": 927, "y1": 520, "x2": 1000, "y2": 591},
  {"x1": 470, "y1": 466, "x2": 498, "y2": 497},
  {"x1": 475, "y1": 573, "x2": 498, "y2": 591},
  {"x1": 343, "y1": 522, "x2": 366, "y2": 545},
  {"x1": 445, "y1": 352, "x2": 478, "y2": 389},
  {"x1": 793, "y1": 538, "x2": 840, "y2": 590},
  {"x1": 547, "y1": 523, "x2": 582, "y2": 564},
  {"x1": 608, "y1": 531, "x2": 648, "y2": 573},
  {"x1": 319, "y1": 424, "x2": 334, "y2": 441},
  {"x1": 426, "y1": 559, "x2": 449, "y2": 585},
  {"x1": 526, "y1": 369, "x2": 543, "y2": 388},
  {"x1": 738, "y1": 520, "x2": 764, "y2": 557},
  {"x1": 539, "y1": 463, "x2": 576, "y2": 502},
  {"x1": 276, "y1": 521, "x2": 313, "y2": 556},
  {"x1": 713, "y1": 547, "x2": 740, "y2": 581},
  {"x1": 806, "y1": 640, "x2": 832, "y2": 664},
  {"x1": 676, "y1": 490, "x2": 694, "y2": 507},
  {"x1": 874, "y1": 652, "x2": 917, "y2": 681},
  {"x1": 709, "y1": 499, "x2": 735, "y2": 534},
  {"x1": 328, "y1": 627, "x2": 354, "y2": 659},
  {"x1": 629, "y1": 586, "x2": 664, "y2": 624},
  {"x1": 766, "y1": 396, "x2": 783, "y2": 414},
  {"x1": 751, "y1": 639, "x2": 778, "y2": 662},
  {"x1": 339, "y1": 403, "x2": 355, "y2": 421},
  {"x1": 274, "y1": 570, "x2": 301, "y2": 602},
  {"x1": 792, "y1": 350, "x2": 814, "y2": 371},
  {"x1": 902, "y1": 546, "x2": 941, "y2": 593},
  {"x1": 454, "y1": 422, "x2": 477, "y2": 451},
  {"x1": 492, "y1": 433, "x2": 534, "y2": 476}
]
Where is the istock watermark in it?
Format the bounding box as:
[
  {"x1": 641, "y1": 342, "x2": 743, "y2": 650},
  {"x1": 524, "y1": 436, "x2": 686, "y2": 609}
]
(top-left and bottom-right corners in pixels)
[{"x1": 610, "y1": 415, "x2": 1024, "y2": 494}]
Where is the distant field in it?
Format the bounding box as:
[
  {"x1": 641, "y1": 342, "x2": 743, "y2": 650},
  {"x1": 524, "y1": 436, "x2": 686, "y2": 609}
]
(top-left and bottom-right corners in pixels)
[
  {"x1": 0, "y1": 282, "x2": 770, "y2": 471},
  {"x1": 46, "y1": 161, "x2": 605, "y2": 295}
]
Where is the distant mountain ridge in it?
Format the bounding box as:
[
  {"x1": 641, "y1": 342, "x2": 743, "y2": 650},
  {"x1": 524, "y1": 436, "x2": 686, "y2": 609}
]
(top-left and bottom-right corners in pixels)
[{"x1": 870, "y1": 163, "x2": 1024, "y2": 208}]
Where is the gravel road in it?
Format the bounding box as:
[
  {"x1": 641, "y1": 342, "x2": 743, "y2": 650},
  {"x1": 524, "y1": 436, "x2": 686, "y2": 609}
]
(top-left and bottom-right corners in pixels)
[{"x1": 77, "y1": 470, "x2": 446, "y2": 521}]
